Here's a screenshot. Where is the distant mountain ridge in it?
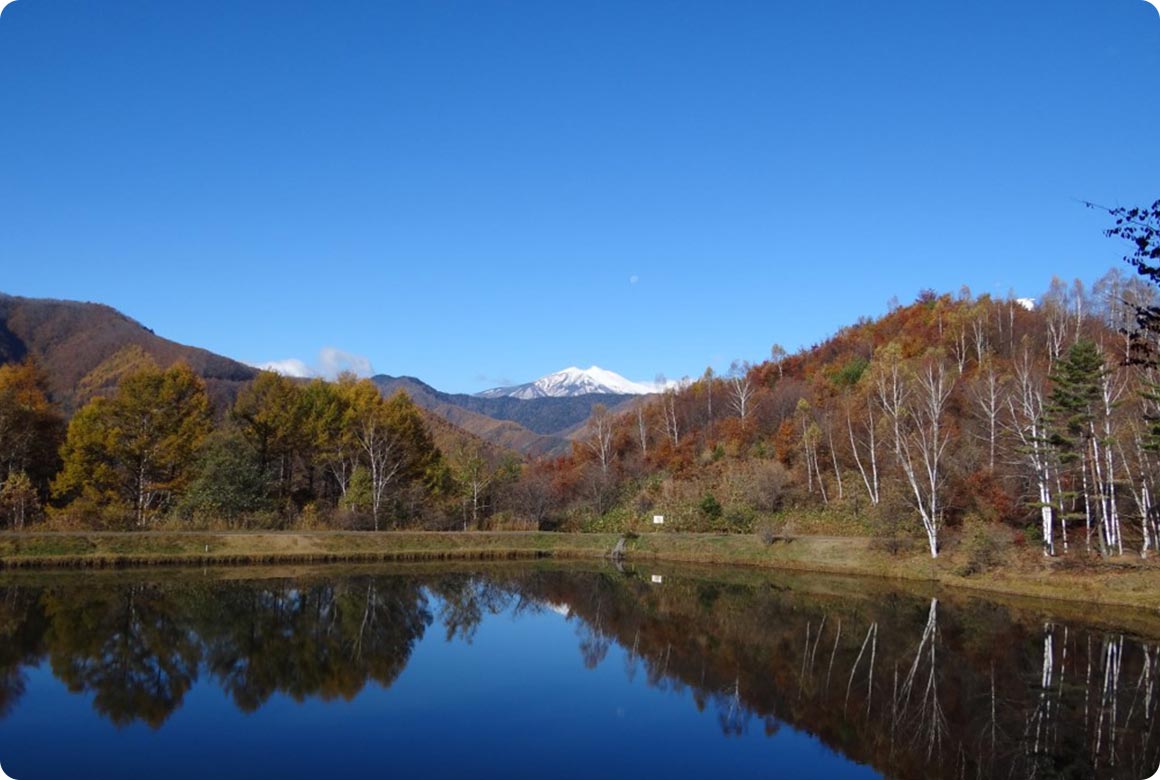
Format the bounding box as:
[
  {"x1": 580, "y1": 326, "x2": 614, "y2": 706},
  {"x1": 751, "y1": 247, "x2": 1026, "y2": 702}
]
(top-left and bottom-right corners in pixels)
[
  {"x1": 0, "y1": 292, "x2": 648, "y2": 457},
  {"x1": 373, "y1": 374, "x2": 640, "y2": 456},
  {"x1": 0, "y1": 292, "x2": 257, "y2": 411},
  {"x1": 479, "y1": 365, "x2": 660, "y2": 399}
]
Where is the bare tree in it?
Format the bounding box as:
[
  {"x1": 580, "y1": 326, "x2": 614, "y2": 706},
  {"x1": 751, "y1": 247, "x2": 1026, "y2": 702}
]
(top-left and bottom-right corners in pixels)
[
  {"x1": 662, "y1": 389, "x2": 680, "y2": 446},
  {"x1": 1043, "y1": 277, "x2": 1070, "y2": 369},
  {"x1": 451, "y1": 442, "x2": 494, "y2": 530},
  {"x1": 826, "y1": 419, "x2": 844, "y2": 501},
  {"x1": 728, "y1": 360, "x2": 754, "y2": 424},
  {"x1": 878, "y1": 352, "x2": 953, "y2": 558},
  {"x1": 971, "y1": 314, "x2": 989, "y2": 365},
  {"x1": 585, "y1": 404, "x2": 614, "y2": 477},
  {"x1": 701, "y1": 367, "x2": 714, "y2": 424},
  {"x1": 634, "y1": 403, "x2": 649, "y2": 457},
  {"x1": 351, "y1": 403, "x2": 403, "y2": 531},
  {"x1": 797, "y1": 399, "x2": 828, "y2": 505},
  {"x1": 846, "y1": 395, "x2": 880, "y2": 505},
  {"x1": 770, "y1": 344, "x2": 788, "y2": 379},
  {"x1": 1006, "y1": 351, "x2": 1059, "y2": 555},
  {"x1": 969, "y1": 359, "x2": 1005, "y2": 471},
  {"x1": 1094, "y1": 366, "x2": 1127, "y2": 555}
]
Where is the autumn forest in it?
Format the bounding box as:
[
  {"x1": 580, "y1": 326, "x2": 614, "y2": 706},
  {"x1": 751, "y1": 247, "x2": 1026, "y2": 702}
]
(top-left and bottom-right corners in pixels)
[{"x1": 1, "y1": 202, "x2": 1159, "y2": 566}]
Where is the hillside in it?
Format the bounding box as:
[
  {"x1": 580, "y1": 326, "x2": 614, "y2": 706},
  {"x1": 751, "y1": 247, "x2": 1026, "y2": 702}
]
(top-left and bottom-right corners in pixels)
[
  {"x1": 513, "y1": 270, "x2": 1160, "y2": 560},
  {"x1": 413, "y1": 402, "x2": 517, "y2": 464},
  {"x1": 0, "y1": 293, "x2": 257, "y2": 411}
]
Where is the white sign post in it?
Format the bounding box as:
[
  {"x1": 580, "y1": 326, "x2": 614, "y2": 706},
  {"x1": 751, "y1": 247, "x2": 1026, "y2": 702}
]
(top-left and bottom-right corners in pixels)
[{"x1": 652, "y1": 515, "x2": 664, "y2": 525}]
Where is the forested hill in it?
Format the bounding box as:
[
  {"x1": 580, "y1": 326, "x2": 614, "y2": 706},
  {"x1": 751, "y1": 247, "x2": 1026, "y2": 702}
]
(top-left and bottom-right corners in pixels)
[
  {"x1": 0, "y1": 293, "x2": 257, "y2": 411},
  {"x1": 528, "y1": 268, "x2": 1160, "y2": 560}
]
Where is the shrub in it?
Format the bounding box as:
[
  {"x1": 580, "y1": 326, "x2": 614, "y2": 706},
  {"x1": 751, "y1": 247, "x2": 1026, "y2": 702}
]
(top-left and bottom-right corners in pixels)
[
  {"x1": 956, "y1": 525, "x2": 1010, "y2": 577},
  {"x1": 757, "y1": 524, "x2": 777, "y2": 545},
  {"x1": 724, "y1": 506, "x2": 754, "y2": 533},
  {"x1": 740, "y1": 461, "x2": 789, "y2": 512},
  {"x1": 699, "y1": 492, "x2": 723, "y2": 521}
]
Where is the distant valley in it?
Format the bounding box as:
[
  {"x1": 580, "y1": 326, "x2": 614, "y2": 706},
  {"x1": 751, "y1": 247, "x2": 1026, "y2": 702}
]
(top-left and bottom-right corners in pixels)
[{"x1": 373, "y1": 372, "x2": 643, "y2": 456}]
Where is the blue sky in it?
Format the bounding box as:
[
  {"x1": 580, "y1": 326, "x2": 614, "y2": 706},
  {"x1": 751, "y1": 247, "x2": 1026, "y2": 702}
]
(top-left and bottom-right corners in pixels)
[{"x1": 1, "y1": 0, "x2": 1157, "y2": 392}]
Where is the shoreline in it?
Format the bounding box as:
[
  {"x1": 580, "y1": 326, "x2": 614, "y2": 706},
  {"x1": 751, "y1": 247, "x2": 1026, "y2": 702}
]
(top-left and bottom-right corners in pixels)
[{"x1": 2, "y1": 530, "x2": 1159, "y2": 612}]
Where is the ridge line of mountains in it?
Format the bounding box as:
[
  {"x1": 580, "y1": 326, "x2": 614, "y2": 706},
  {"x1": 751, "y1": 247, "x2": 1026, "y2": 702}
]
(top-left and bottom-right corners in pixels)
[{"x1": 0, "y1": 293, "x2": 648, "y2": 457}]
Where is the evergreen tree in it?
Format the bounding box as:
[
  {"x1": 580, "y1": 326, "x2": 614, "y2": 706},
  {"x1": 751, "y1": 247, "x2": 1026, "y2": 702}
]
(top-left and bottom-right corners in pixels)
[
  {"x1": 177, "y1": 430, "x2": 273, "y2": 525},
  {"x1": 1047, "y1": 340, "x2": 1107, "y2": 554}
]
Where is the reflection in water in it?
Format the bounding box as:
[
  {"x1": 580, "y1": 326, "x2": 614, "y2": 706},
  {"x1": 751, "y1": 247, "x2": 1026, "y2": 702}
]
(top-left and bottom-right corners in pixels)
[{"x1": 0, "y1": 567, "x2": 1156, "y2": 779}]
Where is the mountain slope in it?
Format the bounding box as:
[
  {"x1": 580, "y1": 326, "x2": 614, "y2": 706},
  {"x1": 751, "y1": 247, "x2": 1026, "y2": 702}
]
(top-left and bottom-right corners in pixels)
[
  {"x1": 370, "y1": 376, "x2": 568, "y2": 457},
  {"x1": 0, "y1": 292, "x2": 642, "y2": 457},
  {"x1": 0, "y1": 293, "x2": 258, "y2": 411}
]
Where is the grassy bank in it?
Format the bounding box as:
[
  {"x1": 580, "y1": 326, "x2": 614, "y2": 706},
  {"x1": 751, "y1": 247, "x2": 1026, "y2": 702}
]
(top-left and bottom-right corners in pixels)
[{"x1": 2, "y1": 530, "x2": 1159, "y2": 611}]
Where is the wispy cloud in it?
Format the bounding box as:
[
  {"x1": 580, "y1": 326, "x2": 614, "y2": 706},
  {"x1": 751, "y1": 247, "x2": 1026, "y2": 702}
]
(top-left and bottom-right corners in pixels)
[
  {"x1": 639, "y1": 376, "x2": 687, "y2": 393},
  {"x1": 249, "y1": 347, "x2": 374, "y2": 380},
  {"x1": 318, "y1": 347, "x2": 373, "y2": 378},
  {"x1": 474, "y1": 372, "x2": 514, "y2": 388}
]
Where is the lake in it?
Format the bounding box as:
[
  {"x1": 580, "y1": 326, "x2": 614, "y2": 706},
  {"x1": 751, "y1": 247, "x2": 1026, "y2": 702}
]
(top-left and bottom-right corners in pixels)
[{"x1": 0, "y1": 563, "x2": 1155, "y2": 779}]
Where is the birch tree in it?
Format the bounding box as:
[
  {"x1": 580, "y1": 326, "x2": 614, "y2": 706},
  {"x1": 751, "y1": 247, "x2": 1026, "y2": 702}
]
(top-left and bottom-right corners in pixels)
[
  {"x1": 728, "y1": 361, "x2": 754, "y2": 425},
  {"x1": 635, "y1": 403, "x2": 649, "y2": 457},
  {"x1": 1006, "y1": 351, "x2": 1059, "y2": 555},
  {"x1": 970, "y1": 359, "x2": 1004, "y2": 471},
  {"x1": 450, "y1": 441, "x2": 494, "y2": 530},
  {"x1": 584, "y1": 403, "x2": 614, "y2": 477},
  {"x1": 876, "y1": 349, "x2": 953, "y2": 558},
  {"x1": 846, "y1": 393, "x2": 880, "y2": 505},
  {"x1": 343, "y1": 385, "x2": 438, "y2": 531}
]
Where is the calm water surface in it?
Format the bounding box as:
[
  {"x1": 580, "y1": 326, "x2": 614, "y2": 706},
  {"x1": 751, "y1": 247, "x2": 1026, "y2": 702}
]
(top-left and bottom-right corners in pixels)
[{"x1": 0, "y1": 564, "x2": 1156, "y2": 779}]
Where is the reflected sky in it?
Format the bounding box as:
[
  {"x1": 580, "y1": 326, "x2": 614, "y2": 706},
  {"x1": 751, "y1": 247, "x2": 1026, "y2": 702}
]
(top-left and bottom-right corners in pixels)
[{"x1": 0, "y1": 565, "x2": 1153, "y2": 780}]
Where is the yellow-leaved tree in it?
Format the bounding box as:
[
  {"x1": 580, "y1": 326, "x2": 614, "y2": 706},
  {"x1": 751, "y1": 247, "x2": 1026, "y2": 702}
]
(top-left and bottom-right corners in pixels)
[
  {"x1": 0, "y1": 358, "x2": 64, "y2": 529},
  {"x1": 53, "y1": 362, "x2": 212, "y2": 527}
]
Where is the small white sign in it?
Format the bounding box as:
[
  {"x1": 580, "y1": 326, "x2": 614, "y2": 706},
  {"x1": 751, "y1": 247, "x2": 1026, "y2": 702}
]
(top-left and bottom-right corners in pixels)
[
  {"x1": 651, "y1": 575, "x2": 663, "y2": 584},
  {"x1": 652, "y1": 515, "x2": 664, "y2": 524}
]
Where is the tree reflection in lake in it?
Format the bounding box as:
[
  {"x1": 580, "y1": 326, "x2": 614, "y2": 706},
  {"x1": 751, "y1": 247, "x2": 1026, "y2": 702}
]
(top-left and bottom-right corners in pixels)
[{"x1": 0, "y1": 566, "x2": 1155, "y2": 780}]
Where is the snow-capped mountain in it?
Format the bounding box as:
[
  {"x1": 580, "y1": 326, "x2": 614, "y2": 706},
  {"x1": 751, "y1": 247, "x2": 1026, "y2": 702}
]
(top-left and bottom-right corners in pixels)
[{"x1": 478, "y1": 366, "x2": 661, "y2": 399}]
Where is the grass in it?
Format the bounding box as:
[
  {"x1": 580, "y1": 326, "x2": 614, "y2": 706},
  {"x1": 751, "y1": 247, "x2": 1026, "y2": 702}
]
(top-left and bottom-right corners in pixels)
[{"x1": 2, "y1": 529, "x2": 1160, "y2": 612}]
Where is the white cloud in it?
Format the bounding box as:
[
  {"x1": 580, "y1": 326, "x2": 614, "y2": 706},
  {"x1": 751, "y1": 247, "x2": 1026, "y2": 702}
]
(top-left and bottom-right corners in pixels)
[
  {"x1": 318, "y1": 347, "x2": 374, "y2": 379},
  {"x1": 248, "y1": 347, "x2": 375, "y2": 380},
  {"x1": 638, "y1": 376, "x2": 689, "y2": 393},
  {"x1": 250, "y1": 358, "x2": 314, "y2": 378},
  {"x1": 629, "y1": 274, "x2": 640, "y2": 285}
]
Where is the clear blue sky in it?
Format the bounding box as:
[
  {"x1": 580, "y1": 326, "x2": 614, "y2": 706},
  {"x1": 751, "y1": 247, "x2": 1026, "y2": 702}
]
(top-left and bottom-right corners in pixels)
[{"x1": 1, "y1": 0, "x2": 1157, "y2": 392}]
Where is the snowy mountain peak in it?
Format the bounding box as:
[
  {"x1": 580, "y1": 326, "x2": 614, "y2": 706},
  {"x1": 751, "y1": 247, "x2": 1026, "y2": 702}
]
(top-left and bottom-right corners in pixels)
[{"x1": 478, "y1": 366, "x2": 660, "y2": 399}]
